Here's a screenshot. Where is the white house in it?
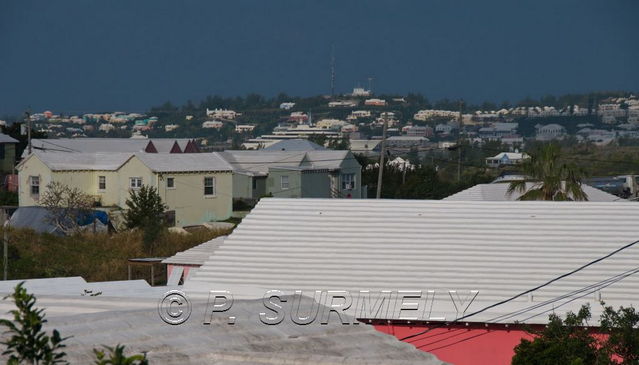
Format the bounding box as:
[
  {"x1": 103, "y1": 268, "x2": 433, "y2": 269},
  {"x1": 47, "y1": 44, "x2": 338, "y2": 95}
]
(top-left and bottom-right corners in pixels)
[
  {"x1": 485, "y1": 152, "x2": 528, "y2": 167},
  {"x1": 535, "y1": 123, "x2": 566, "y2": 141}
]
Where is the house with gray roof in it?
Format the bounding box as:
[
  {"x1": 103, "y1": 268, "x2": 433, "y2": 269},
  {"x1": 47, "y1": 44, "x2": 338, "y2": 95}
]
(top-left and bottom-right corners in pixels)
[
  {"x1": 17, "y1": 151, "x2": 233, "y2": 226},
  {"x1": 25, "y1": 138, "x2": 199, "y2": 158},
  {"x1": 0, "y1": 133, "x2": 18, "y2": 174},
  {"x1": 219, "y1": 150, "x2": 363, "y2": 200}
]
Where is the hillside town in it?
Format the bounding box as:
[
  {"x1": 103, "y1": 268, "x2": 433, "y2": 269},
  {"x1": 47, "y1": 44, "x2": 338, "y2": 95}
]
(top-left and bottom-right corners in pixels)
[{"x1": 9, "y1": 92, "x2": 638, "y2": 152}]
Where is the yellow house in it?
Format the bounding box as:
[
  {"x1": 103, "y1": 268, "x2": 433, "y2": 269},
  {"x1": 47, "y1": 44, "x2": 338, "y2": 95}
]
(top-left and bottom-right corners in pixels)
[{"x1": 17, "y1": 151, "x2": 233, "y2": 227}]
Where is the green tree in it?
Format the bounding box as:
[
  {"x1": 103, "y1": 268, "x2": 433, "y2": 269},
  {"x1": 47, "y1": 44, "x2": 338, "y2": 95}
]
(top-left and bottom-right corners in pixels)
[
  {"x1": 0, "y1": 283, "x2": 69, "y2": 365},
  {"x1": 93, "y1": 345, "x2": 148, "y2": 365},
  {"x1": 508, "y1": 143, "x2": 588, "y2": 201},
  {"x1": 124, "y1": 185, "x2": 167, "y2": 254},
  {"x1": 39, "y1": 182, "x2": 94, "y2": 234},
  {"x1": 513, "y1": 304, "x2": 639, "y2": 365},
  {"x1": 599, "y1": 304, "x2": 639, "y2": 364},
  {"x1": 512, "y1": 305, "x2": 600, "y2": 365}
]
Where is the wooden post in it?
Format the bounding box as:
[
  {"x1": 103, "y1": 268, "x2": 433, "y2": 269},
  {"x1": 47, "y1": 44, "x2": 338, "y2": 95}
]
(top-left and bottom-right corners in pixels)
[
  {"x1": 128, "y1": 264, "x2": 131, "y2": 280},
  {"x1": 151, "y1": 265, "x2": 154, "y2": 286}
]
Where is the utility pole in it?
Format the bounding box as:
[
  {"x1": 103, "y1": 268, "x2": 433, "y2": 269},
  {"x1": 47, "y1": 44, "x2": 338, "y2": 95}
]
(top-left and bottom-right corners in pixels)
[
  {"x1": 330, "y1": 45, "x2": 336, "y2": 97},
  {"x1": 457, "y1": 100, "x2": 464, "y2": 182},
  {"x1": 1, "y1": 210, "x2": 7, "y2": 280},
  {"x1": 376, "y1": 116, "x2": 388, "y2": 199},
  {"x1": 25, "y1": 110, "x2": 32, "y2": 155}
]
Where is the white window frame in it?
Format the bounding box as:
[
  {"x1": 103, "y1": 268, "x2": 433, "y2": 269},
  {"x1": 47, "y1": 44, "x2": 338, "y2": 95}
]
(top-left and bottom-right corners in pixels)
[
  {"x1": 130, "y1": 177, "x2": 143, "y2": 190},
  {"x1": 341, "y1": 173, "x2": 355, "y2": 190},
  {"x1": 98, "y1": 176, "x2": 106, "y2": 191},
  {"x1": 280, "y1": 175, "x2": 289, "y2": 190},
  {"x1": 166, "y1": 177, "x2": 175, "y2": 189},
  {"x1": 30, "y1": 176, "x2": 40, "y2": 196},
  {"x1": 204, "y1": 176, "x2": 216, "y2": 197}
]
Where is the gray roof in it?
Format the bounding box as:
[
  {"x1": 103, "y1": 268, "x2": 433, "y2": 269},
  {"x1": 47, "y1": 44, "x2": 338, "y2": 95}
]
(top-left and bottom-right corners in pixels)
[
  {"x1": 162, "y1": 236, "x2": 227, "y2": 265},
  {"x1": 444, "y1": 183, "x2": 620, "y2": 202},
  {"x1": 136, "y1": 152, "x2": 233, "y2": 173},
  {"x1": 0, "y1": 133, "x2": 18, "y2": 144},
  {"x1": 262, "y1": 138, "x2": 327, "y2": 151},
  {"x1": 29, "y1": 151, "x2": 133, "y2": 171},
  {"x1": 0, "y1": 279, "x2": 442, "y2": 364},
  {"x1": 219, "y1": 150, "x2": 352, "y2": 175},
  {"x1": 24, "y1": 151, "x2": 232, "y2": 172},
  {"x1": 186, "y1": 198, "x2": 639, "y2": 324},
  {"x1": 27, "y1": 138, "x2": 194, "y2": 157}
]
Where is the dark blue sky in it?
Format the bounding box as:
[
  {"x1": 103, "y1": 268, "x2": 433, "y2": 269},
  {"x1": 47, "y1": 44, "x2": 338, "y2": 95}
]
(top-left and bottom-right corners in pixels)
[{"x1": 1, "y1": 0, "x2": 637, "y2": 115}]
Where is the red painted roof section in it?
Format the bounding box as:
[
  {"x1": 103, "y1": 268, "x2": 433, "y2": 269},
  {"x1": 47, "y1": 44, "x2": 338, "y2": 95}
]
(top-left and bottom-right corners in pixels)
[
  {"x1": 169, "y1": 141, "x2": 183, "y2": 153},
  {"x1": 184, "y1": 140, "x2": 200, "y2": 153},
  {"x1": 144, "y1": 141, "x2": 158, "y2": 153}
]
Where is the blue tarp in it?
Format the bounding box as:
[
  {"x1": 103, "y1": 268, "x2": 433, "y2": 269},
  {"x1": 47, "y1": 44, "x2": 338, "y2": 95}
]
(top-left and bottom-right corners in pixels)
[{"x1": 8, "y1": 206, "x2": 110, "y2": 236}]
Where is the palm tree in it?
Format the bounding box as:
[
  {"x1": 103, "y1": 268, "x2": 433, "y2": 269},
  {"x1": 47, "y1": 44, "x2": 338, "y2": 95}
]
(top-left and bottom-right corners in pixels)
[{"x1": 507, "y1": 143, "x2": 588, "y2": 201}]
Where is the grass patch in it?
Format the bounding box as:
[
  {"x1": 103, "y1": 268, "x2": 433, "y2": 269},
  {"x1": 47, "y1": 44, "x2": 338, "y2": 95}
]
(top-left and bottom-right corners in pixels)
[{"x1": 0, "y1": 227, "x2": 230, "y2": 283}]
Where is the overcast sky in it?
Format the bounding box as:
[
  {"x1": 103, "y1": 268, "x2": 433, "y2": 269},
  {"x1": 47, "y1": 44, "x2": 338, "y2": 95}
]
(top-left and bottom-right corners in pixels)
[{"x1": 1, "y1": 0, "x2": 638, "y2": 115}]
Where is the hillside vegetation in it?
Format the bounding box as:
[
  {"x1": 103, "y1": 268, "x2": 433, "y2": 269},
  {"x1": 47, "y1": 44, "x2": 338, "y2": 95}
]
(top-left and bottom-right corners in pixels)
[{"x1": 0, "y1": 227, "x2": 229, "y2": 283}]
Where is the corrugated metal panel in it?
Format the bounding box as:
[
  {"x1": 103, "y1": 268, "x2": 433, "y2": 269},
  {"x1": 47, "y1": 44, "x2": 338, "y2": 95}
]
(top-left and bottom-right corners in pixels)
[
  {"x1": 0, "y1": 296, "x2": 443, "y2": 364},
  {"x1": 162, "y1": 236, "x2": 227, "y2": 265},
  {"x1": 444, "y1": 183, "x2": 621, "y2": 202},
  {"x1": 136, "y1": 152, "x2": 232, "y2": 172},
  {"x1": 34, "y1": 151, "x2": 133, "y2": 171},
  {"x1": 186, "y1": 198, "x2": 639, "y2": 323},
  {"x1": 28, "y1": 138, "x2": 194, "y2": 156}
]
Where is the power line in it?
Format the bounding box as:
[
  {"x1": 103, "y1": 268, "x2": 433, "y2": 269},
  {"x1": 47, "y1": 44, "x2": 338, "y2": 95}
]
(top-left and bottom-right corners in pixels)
[{"x1": 399, "y1": 238, "x2": 639, "y2": 342}]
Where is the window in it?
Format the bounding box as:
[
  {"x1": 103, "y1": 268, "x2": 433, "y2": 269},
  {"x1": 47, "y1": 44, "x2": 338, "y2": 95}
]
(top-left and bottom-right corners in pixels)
[
  {"x1": 252, "y1": 177, "x2": 257, "y2": 190},
  {"x1": 167, "y1": 177, "x2": 175, "y2": 189},
  {"x1": 0, "y1": 144, "x2": 5, "y2": 160},
  {"x1": 280, "y1": 175, "x2": 289, "y2": 190},
  {"x1": 130, "y1": 177, "x2": 142, "y2": 189},
  {"x1": 204, "y1": 176, "x2": 215, "y2": 196},
  {"x1": 30, "y1": 176, "x2": 40, "y2": 196},
  {"x1": 341, "y1": 173, "x2": 355, "y2": 190},
  {"x1": 98, "y1": 176, "x2": 106, "y2": 191}
]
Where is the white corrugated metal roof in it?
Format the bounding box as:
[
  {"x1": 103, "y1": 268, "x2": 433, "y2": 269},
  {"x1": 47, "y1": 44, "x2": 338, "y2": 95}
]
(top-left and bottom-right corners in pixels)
[
  {"x1": 28, "y1": 138, "x2": 194, "y2": 156},
  {"x1": 25, "y1": 151, "x2": 232, "y2": 172},
  {"x1": 219, "y1": 150, "x2": 350, "y2": 175},
  {"x1": 136, "y1": 152, "x2": 232, "y2": 172},
  {"x1": 162, "y1": 236, "x2": 227, "y2": 265},
  {"x1": 0, "y1": 295, "x2": 442, "y2": 364},
  {"x1": 31, "y1": 151, "x2": 133, "y2": 170},
  {"x1": 186, "y1": 198, "x2": 639, "y2": 324},
  {"x1": 445, "y1": 183, "x2": 621, "y2": 202}
]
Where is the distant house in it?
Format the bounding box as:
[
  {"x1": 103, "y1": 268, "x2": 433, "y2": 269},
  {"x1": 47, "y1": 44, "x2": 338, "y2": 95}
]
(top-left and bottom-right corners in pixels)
[
  {"x1": 349, "y1": 139, "x2": 381, "y2": 156},
  {"x1": 279, "y1": 102, "x2": 295, "y2": 110},
  {"x1": 202, "y1": 120, "x2": 224, "y2": 129},
  {"x1": 328, "y1": 100, "x2": 358, "y2": 108},
  {"x1": 235, "y1": 124, "x2": 255, "y2": 133},
  {"x1": 485, "y1": 152, "x2": 528, "y2": 167},
  {"x1": 0, "y1": 133, "x2": 18, "y2": 174},
  {"x1": 262, "y1": 139, "x2": 326, "y2": 151},
  {"x1": 385, "y1": 136, "x2": 429, "y2": 148},
  {"x1": 403, "y1": 125, "x2": 434, "y2": 137},
  {"x1": 350, "y1": 87, "x2": 371, "y2": 97},
  {"x1": 535, "y1": 123, "x2": 566, "y2": 141},
  {"x1": 205, "y1": 108, "x2": 240, "y2": 120},
  {"x1": 364, "y1": 98, "x2": 387, "y2": 106},
  {"x1": 434, "y1": 124, "x2": 454, "y2": 134},
  {"x1": 478, "y1": 123, "x2": 518, "y2": 140},
  {"x1": 219, "y1": 150, "x2": 363, "y2": 200},
  {"x1": 17, "y1": 151, "x2": 233, "y2": 226}
]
